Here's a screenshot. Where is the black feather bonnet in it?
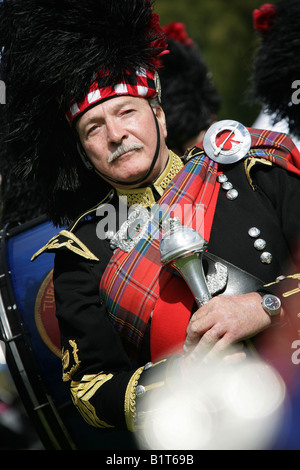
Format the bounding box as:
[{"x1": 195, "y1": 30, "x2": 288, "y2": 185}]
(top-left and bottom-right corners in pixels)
[
  {"x1": 252, "y1": 0, "x2": 300, "y2": 139},
  {"x1": 0, "y1": 0, "x2": 167, "y2": 226}
]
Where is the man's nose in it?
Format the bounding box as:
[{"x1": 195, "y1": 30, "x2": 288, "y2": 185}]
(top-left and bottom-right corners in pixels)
[{"x1": 106, "y1": 118, "x2": 127, "y2": 144}]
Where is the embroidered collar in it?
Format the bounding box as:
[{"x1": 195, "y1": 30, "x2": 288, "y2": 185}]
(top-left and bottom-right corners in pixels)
[{"x1": 115, "y1": 151, "x2": 183, "y2": 207}]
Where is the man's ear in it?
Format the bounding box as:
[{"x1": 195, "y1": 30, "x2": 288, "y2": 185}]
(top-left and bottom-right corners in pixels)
[
  {"x1": 76, "y1": 141, "x2": 94, "y2": 170},
  {"x1": 153, "y1": 106, "x2": 167, "y2": 139}
]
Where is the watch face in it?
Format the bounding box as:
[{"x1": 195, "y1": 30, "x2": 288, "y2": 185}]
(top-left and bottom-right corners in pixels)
[{"x1": 264, "y1": 295, "x2": 281, "y2": 311}]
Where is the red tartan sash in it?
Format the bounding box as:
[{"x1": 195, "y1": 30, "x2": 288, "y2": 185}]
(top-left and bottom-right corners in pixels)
[
  {"x1": 100, "y1": 129, "x2": 300, "y2": 362},
  {"x1": 100, "y1": 150, "x2": 221, "y2": 361}
]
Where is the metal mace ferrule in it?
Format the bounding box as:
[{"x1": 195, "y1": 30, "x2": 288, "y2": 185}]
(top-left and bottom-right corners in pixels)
[{"x1": 159, "y1": 217, "x2": 211, "y2": 307}]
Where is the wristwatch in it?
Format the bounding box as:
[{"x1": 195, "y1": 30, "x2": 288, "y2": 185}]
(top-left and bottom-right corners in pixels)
[{"x1": 261, "y1": 294, "x2": 282, "y2": 316}]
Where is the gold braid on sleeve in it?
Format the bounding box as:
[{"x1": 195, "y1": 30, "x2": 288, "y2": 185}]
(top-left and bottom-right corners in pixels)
[
  {"x1": 70, "y1": 373, "x2": 115, "y2": 429},
  {"x1": 124, "y1": 366, "x2": 144, "y2": 432}
]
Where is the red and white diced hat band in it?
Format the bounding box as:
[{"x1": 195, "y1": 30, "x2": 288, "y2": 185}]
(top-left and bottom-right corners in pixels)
[{"x1": 66, "y1": 67, "x2": 161, "y2": 125}]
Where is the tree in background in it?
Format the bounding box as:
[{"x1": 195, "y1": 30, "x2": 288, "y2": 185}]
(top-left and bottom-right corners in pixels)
[{"x1": 155, "y1": 0, "x2": 262, "y2": 126}]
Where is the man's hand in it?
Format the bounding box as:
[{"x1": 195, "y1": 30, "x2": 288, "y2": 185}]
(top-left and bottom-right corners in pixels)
[{"x1": 182, "y1": 292, "x2": 275, "y2": 368}]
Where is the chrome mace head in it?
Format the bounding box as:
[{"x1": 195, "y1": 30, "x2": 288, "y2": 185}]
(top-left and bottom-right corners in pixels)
[{"x1": 159, "y1": 217, "x2": 208, "y2": 265}]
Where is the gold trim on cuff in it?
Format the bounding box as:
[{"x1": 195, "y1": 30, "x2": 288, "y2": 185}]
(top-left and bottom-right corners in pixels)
[{"x1": 124, "y1": 366, "x2": 144, "y2": 432}]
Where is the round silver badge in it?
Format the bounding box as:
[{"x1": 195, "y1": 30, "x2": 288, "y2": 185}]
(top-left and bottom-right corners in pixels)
[
  {"x1": 154, "y1": 71, "x2": 162, "y2": 102},
  {"x1": 203, "y1": 120, "x2": 251, "y2": 164},
  {"x1": 260, "y1": 252, "x2": 273, "y2": 264},
  {"x1": 254, "y1": 238, "x2": 267, "y2": 251},
  {"x1": 226, "y1": 188, "x2": 239, "y2": 200},
  {"x1": 248, "y1": 227, "x2": 261, "y2": 238},
  {"x1": 217, "y1": 174, "x2": 228, "y2": 183}
]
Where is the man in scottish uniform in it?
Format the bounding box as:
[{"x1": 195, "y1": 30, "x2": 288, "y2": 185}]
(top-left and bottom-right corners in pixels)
[{"x1": 1, "y1": 0, "x2": 300, "y2": 445}]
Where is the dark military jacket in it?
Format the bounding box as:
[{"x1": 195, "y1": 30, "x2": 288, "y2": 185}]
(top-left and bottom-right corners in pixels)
[{"x1": 39, "y1": 144, "x2": 300, "y2": 432}]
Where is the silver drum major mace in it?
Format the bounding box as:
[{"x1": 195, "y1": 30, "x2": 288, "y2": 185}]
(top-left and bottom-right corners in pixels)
[{"x1": 159, "y1": 217, "x2": 211, "y2": 307}]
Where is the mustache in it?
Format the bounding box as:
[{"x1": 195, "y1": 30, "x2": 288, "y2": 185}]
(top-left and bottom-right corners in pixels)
[{"x1": 107, "y1": 143, "x2": 143, "y2": 163}]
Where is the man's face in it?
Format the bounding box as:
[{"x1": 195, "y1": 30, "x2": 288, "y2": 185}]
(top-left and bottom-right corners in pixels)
[{"x1": 76, "y1": 96, "x2": 169, "y2": 188}]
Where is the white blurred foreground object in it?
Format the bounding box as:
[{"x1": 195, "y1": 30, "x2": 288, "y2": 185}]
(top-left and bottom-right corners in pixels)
[{"x1": 136, "y1": 358, "x2": 286, "y2": 450}]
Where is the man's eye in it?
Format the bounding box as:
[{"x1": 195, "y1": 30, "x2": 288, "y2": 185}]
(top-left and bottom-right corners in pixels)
[
  {"x1": 87, "y1": 125, "x2": 99, "y2": 135},
  {"x1": 123, "y1": 109, "x2": 134, "y2": 115}
]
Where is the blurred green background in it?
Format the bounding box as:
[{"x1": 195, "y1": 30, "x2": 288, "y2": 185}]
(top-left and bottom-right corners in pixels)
[{"x1": 155, "y1": 0, "x2": 264, "y2": 126}]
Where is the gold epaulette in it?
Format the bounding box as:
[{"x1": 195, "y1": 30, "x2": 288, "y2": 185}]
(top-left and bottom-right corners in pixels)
[
  {"x1": 244, "y1": 157, "x2": 273, "y2": 190},
  {"x1": 31, "y1": 229, "x2": 99, "y2": 262},
  {"x1": 31, "y1": 190, "x2": 115, "y2": 262}
]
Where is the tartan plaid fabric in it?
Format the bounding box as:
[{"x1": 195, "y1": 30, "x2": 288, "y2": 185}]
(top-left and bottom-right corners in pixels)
[
  {"x1": 100, "y1": 150, "x2": 220, "y2": 360},
  {"x1": 248, "y1": 128, "x2": 300, "y2": 175},
  {"x1": 66, "y1": 68, "x2": 158, "y2": 124},
  {"x1": 100, "y1": 129, "x2": 300, "y2": 361}
]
